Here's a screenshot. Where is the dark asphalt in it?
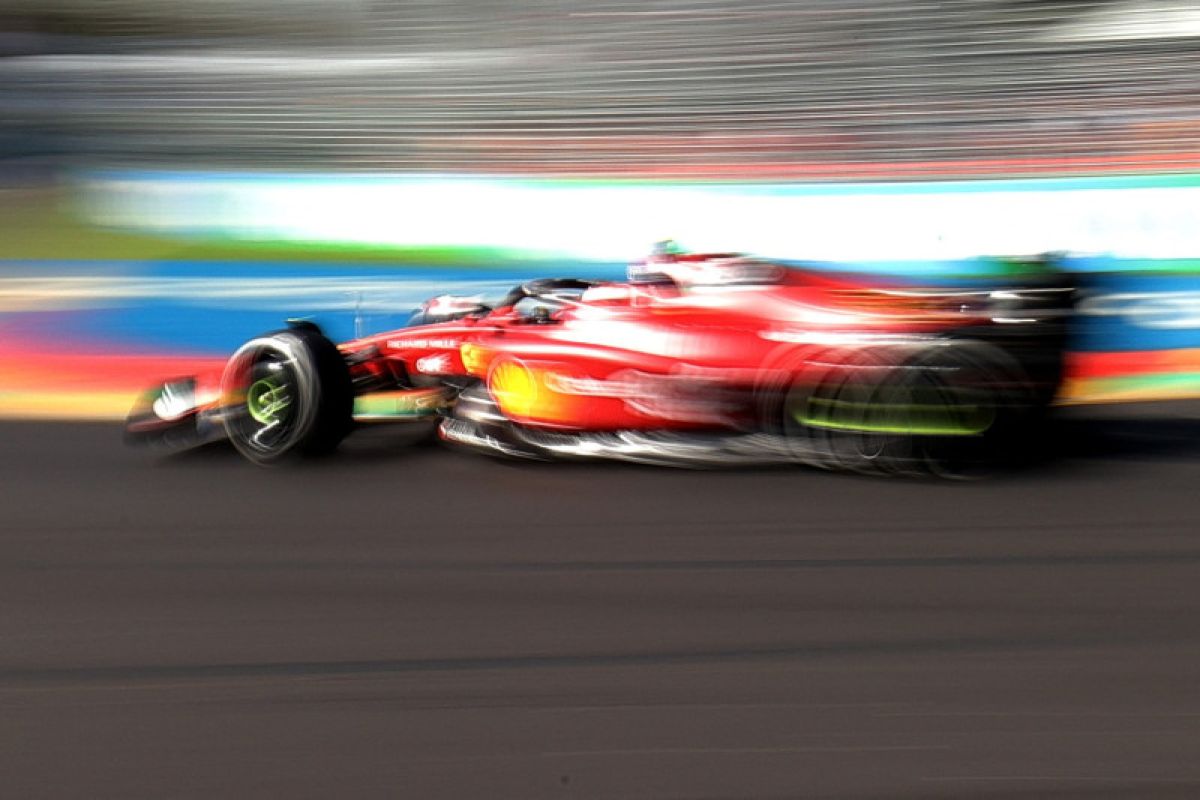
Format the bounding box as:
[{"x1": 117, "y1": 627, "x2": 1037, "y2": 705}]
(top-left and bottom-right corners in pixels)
[{"x1": 2, "y1": 408, "x2": 1200, "y2": 799}]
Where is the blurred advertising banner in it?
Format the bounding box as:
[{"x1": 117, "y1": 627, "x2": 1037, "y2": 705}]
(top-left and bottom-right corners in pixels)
[{"x1": 76, "y1": 171, "x2": 1200, "y2": 265}]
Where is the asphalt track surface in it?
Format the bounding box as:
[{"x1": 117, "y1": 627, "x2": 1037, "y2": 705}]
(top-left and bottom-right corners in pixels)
[{"x1": 2, "y1": 407, "x2": 1200, "y2": 799}]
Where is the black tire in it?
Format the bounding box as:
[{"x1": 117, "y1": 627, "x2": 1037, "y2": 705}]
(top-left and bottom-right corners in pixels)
[
  {"x1": 776, "y1": 345, "x2": 908, "y2": 475},
  {"x1": 904, "y1": 342, "x2": 1038, "y2": 478},
  {"x1": 220, "y1": 327, "x2": 353, "y2": 464},
  {"x1": 774, "y1": 342, "x2": 1037, "y2": 478}
]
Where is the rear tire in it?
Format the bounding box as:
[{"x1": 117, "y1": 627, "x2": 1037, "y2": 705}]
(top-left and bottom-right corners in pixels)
[
  {"x1": 776, "y1": 342, "x2": 1037, "y2": 478},
  {"x1": 220, "y1": 327, "x2": 353, "y2": 464},
  {"x1": 899, "y1": 343, "x2": 1031, "y2": 478}
]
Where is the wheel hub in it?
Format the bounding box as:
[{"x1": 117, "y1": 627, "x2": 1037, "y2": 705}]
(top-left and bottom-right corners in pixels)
[{"x1": 246, "y1": 377, "x2": 290, "y2": 424}]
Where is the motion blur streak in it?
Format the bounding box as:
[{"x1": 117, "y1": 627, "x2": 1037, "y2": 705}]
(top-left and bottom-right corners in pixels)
[
  {"x1": 69, "y1": 171, "x2": 1200, "y2": 262},
  {"x1": 4, "y1": 0, "x2": 1200, "y2": 176},
  {"x1": 4, "y1": 1, "x2": 1200, "y2": 416},
  {"x1": 0, "y1": 340, "x2": 224, "y2": 418}
]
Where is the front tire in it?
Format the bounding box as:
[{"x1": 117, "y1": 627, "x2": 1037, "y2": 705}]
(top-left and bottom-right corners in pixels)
[{"x1": 220, "y1": 327, "x2": 352, "y2": 464}]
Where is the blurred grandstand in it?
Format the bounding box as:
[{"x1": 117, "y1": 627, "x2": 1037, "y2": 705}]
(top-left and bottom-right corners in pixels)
[{"x1": 1, "y1": 0, "x2": 1200, "y2": 178}]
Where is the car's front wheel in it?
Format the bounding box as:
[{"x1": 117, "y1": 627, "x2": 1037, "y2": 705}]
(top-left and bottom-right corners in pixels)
[{"x1": 220, "y1": 326, "x2": 352, "y2": 464}]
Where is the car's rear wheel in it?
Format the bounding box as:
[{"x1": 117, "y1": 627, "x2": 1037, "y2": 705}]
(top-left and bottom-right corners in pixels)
[
  {"x1": 777, "y1": 342, "x2": 1035, "y2": 477},
  {"x1": 905, "y1": 342, "x2": 1037, "y2": 478},
  {"x1": 220, "y1": 327, "x2": 353, "y2": 464}
]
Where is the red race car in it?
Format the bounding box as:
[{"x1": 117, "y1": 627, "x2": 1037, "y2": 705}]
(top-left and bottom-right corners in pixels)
[{"x1": 127, "y1": 250, "x2": 1074, "y2": 475}]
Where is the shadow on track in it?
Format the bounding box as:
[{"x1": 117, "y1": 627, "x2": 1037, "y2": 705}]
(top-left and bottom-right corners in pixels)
[{"x1": 156, "y1": 403, "x2": 1200, "y2": 475}]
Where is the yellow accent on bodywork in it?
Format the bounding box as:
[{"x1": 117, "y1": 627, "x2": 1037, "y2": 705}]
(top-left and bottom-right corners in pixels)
[{"x1": 460, "y1": 343, "x2": 493, "y2": 377}]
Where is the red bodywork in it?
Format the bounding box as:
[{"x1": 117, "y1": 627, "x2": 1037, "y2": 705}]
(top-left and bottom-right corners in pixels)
[
  {"x1": 342, "y1": 266, "x2": 996, "y2": 432},
  {"x1": 126, "y1": 254, "x2": 1071, "y2": 472}
]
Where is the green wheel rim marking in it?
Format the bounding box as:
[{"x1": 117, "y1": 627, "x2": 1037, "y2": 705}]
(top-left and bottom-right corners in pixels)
[
  {"x1": 796, "y1": 396, "x2": 995, "y2": 436},
  {"x1": 247, "y1": 376, "x2": 290, "y2": 424}
]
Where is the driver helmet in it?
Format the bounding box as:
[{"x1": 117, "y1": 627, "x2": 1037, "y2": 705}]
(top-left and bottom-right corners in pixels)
[
  {"x1": 627, "y1": 239, "x2": 686, "y2": 285},
  {"x1": 628, "y1": 241, "x2": 776, "y2": 289}
]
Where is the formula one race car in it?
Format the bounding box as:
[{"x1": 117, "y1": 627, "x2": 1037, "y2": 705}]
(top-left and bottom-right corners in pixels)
[{"x1": 126, "y1": 250, "x2": 1075, "y2": 476}]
